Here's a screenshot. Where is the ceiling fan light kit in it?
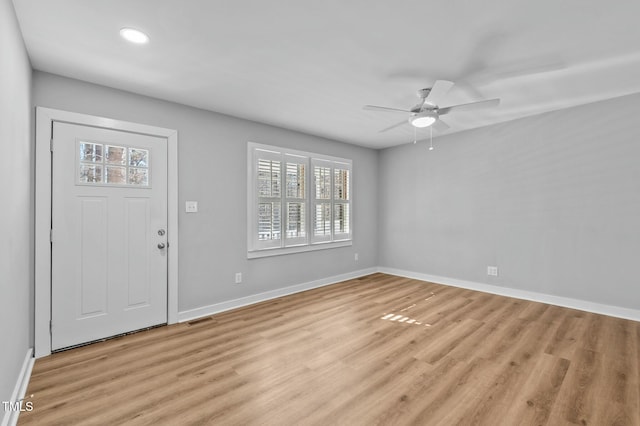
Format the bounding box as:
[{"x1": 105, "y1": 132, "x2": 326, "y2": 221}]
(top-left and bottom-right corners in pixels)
[{"x1": 410, "y1": 111, "x2": 437, "y2": 128}]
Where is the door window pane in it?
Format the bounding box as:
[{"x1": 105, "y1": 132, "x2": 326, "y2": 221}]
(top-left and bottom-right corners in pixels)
[
  {"x1": 128, "y1": 167, "x2": 148, "y2": 186},
  {"x1": 105, "y1": 145, "x2": 126, "y2": 165},
  {"x1": 77, "y1": 141, "x2": 150, "y2": 187},
  {"x1": 79, "y1": 164, "x2": 103, "y2": 183},
  {"x1": 79, "y1": 143, "x2": 103, "y2": 163},
  {"x1": 129, "y1": 148, "x2": 149, "y2": 167},
  {"x1": 105, "y1": 166, "x2": 127, "y2": 184}
]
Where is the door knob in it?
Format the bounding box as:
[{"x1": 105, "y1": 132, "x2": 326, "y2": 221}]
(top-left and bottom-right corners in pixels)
[{"x1": 157, "y1": 243, "x2": 166, "y2": 249}]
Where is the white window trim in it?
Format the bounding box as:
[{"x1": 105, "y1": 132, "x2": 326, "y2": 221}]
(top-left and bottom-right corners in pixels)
[{"x1": 248, "y1": 142, "x2": 352, "y2": 259}]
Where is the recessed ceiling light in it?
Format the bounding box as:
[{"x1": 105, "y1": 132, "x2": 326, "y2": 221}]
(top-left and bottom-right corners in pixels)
[{"x1": 120, "y1": 28, "x2": 149, "y2": 44}]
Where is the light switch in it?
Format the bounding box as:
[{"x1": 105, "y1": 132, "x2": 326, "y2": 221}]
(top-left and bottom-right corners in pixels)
[{"x1": 185, "y1": 201, "x2": 198, "y2": 213}]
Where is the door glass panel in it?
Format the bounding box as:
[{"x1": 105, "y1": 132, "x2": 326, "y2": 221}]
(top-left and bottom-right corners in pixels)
[
  {"x1": 105, "y1": 166, "x2": 127, "y2": 184},
  {"x1": 129, "y1": 148, "x2": 149, "y2": 167},
  {"x1": 105, "y1": 145, "x2": 127, "y2": 165},
  {"x1": 77, "y1": 141, "x2": 150, "y2": 187},
  {"x1": 79, "y1": 142, "x2": 103, "y2": 162},
  {"x1": 79, "y1": 164, "x2": 103, "y2": 183},
  {"x1": 128, "y1": 167, "x2": 148, "y2": 186}
]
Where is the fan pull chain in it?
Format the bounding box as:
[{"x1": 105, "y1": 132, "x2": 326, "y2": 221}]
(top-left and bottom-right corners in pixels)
[{"x1": 429, "y1": 126, "x2": 434, "y2": 151}]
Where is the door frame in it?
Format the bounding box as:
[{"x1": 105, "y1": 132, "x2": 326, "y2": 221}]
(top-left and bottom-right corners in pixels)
[{"x1": 35, "y1": 107, "x2": 179, "y2": 358}]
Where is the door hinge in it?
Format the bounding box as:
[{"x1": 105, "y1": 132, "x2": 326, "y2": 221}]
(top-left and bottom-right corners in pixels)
[
  {"x1": 50, "y1": 138, "x2": 53, "y2": 152},
  {"x1": 49, "y1": 320, "x2": 52, "y2": 334},
  {"x1": 50, "y1": 229, "x2": 53, "y2": 243}
]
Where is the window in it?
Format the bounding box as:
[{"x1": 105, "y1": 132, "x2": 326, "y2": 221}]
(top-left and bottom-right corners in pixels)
[
  {"x1": 248, "y1": 143, "x2": 352, "y2": 257},
  {"x1": 78, "y1": 141, "x2": 150, "y2": 186}
]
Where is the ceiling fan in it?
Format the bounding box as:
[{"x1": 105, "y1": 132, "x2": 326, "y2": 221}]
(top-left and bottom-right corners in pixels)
[{"x1": 363, "y1": 80, "x2": 500, "y2": 133}]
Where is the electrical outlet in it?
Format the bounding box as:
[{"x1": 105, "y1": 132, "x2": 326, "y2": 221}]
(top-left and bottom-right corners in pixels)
[
  {"x1": 487, "y1": 266, "x2": 499, "y2": 276},
  {"x1": 235, "y1": 272, "x2": 242, "y2": 284},
  {"x1": 354, "y1": 253, "x2": 359, "y2": 261}
]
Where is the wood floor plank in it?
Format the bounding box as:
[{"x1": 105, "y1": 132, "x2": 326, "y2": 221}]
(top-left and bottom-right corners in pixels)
[
  {"x1": 499, "y1": 353, "x2": 571, "y2": 425},
  {"x1": 393, "y1": 356, "x2": 495, "y2": 426},
  {"x1": 19, "y1": 274, "x2": 640, "y2": 425},
  {"x1": 454, "y1": 318, "x2": 561, "y2": 424},
  {"x1": 544, "y1": 313, "x2": 584, "y2": 359}
]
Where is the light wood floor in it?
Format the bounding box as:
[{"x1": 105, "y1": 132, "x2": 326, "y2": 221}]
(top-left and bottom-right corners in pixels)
[{"x1": 20, "y1": 273, "x2": 640, "y2": 425}]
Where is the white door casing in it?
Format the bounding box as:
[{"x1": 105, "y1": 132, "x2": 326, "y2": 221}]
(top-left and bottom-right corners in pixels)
[
  {"x1": 51, "y1": 122, "x2": 167, "y2": 350},
  {"x1": 35, "y1": 107, "x2": 179, "y2": 358}
]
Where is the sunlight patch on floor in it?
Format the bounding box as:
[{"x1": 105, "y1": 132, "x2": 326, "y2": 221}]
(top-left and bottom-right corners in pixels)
[{"x1": 379, "y1": 292, "x2": 436, "y2": 327}]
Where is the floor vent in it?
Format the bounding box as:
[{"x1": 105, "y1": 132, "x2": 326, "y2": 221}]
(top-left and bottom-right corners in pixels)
[{"x1": 187, "y1": 316, "x2": 213, "y2": 326}]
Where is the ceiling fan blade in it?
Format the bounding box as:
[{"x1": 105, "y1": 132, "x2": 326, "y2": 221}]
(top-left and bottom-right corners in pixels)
[
  {"x1": 363, "y1": 105, "x2": 412, "y2": 114},
  {"x1": 438, "y1": 98, "x2": 500, "y2": 115},
  {"x1": 379, "y1": 120, "x2": 408, "y2": 133},
  {"x1": 424, "y1": 80, "x2": 454, "y2": 106},
  {"x1": 433, "y1": 118, "x2": 450, "y2": 132}
]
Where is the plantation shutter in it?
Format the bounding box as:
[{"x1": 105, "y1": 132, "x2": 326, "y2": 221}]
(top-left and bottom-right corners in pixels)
[
  {"x1": 284, "y1": 154, "x2": 308, "y2": 246},
  {"x1": 248, "y1": 142, "x2": 352, "y2": 257},
  {"x1": 333, "y1": 162, "x2": 351, "y2": 241},
  {"x1": 254, "y1": 148, "x2": 282, "y2": 250},
  {"x1": 312, "y1": 158, "x2": 333, "y2": 243}
]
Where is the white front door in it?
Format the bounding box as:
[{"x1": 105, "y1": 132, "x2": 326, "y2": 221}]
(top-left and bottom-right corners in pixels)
[{"x1": 51, "y1": 122, "x2": 168, "y2": 350}]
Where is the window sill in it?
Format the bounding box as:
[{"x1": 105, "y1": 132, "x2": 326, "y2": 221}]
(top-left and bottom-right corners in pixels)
[{"x1": 248, "y1": 240, "x2": 352, "y2": 259}]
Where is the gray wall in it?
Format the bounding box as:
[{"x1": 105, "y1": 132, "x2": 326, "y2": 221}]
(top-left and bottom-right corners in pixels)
[
  {"x1": 0, "y1": 0, "x2": 33, "y2": 404},
  {"x1": 379, "y1": 93, "x2": 640, "y2": 310},
  {"x1": 33, "y1": 71, "x2": 378, "y2": 313}
]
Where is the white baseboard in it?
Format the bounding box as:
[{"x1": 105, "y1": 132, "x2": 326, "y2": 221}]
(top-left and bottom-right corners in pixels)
[
  {"x1": 378, "y1": 267, "x2": 640, "y2": 322},
  {"x1": 179, "y1": 266, "x2": 640, "y2": 323},
  {"x1": 178, "y1": 267, "x2": 378, "y2": 322},
  {"x1": 1, "y1": 348, "x2": 34, "y2": 426}
]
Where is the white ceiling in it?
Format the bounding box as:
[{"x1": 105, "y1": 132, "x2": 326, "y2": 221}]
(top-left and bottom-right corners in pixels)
[{"x1": 12, "y1": 0, "x2": 640, "y2": 149}]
